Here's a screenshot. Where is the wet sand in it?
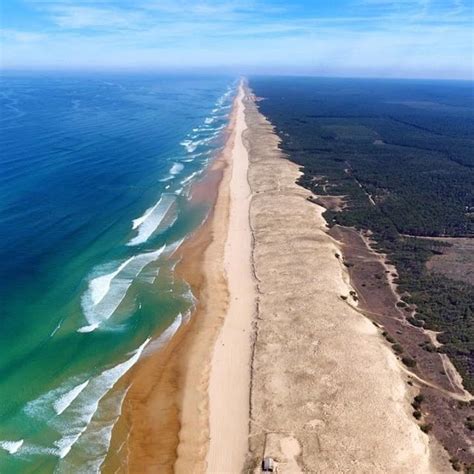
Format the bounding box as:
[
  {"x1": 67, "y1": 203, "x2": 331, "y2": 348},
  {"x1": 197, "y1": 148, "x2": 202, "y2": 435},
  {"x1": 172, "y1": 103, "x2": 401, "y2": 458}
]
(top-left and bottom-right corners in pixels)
[{"x1": 103, "y1": 84, "x2": 240, "y2": 473}]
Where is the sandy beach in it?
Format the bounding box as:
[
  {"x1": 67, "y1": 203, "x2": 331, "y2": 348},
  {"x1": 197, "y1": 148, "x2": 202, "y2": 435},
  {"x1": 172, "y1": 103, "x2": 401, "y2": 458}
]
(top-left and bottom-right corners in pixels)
[
  {"x1": 206, "y1": 85, "x2": 255, "y2": 472},
  {"x1": 104, "y1": 82, "x2": 249, "y2": 473},
  {"x1": 104, "y1": 81, "x2": 450, "y2": 473}
]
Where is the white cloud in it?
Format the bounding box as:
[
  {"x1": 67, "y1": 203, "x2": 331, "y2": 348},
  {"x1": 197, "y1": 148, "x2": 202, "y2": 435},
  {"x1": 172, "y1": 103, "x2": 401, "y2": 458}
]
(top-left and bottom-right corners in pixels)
[
  {"x1": 48, "y1": 5, "x2": 147, "y2": 29},
  {"x1": 1, "y1": 0, "x2": 472, "y2": 78}
]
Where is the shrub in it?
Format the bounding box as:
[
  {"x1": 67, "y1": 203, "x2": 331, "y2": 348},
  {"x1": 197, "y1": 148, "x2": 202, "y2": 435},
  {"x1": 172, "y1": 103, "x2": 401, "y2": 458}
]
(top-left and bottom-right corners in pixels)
[
  {"x1": 402, "y1": 356, "x2": 417, "y2": 368},
  {"x1": 450, "y1": 458, "x2": 462, "y2": 472},
  {"x1": 414, "y1": 394, "x2": 424, "y2": 404},
  {"x1": 422, "y1": 343, "x2": 436, "y2": 353},
  {"x1": 465, "y1": 416, "x2": 474, "y2": 431},
  {"x1": 407, "y1": 316, "x2": 424, "y2": 327},
  {"x1": 413, "y1": 410, "x2": 422, "y2": 420},
  {"x1": 420, "y1": 423, "x2": 433, "y2": 433},
  {"x1": 392, "y1": 343, "x2": 404, "y2": 354}
]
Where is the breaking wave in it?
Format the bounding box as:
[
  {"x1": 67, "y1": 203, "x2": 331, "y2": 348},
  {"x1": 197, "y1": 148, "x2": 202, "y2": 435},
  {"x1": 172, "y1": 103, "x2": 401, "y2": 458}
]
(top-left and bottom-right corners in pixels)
[
  {"x1": 54, "y1": 381, "x2": 90, "y2": 416},
  {"x1": 52, "y1": 338, "x2": 150, "y2": 460},
  {"x1": 79, "y1": 246, "x2": 166, "y2": 332},
  {"x1": 0, "y1": 440, "x2": 24, "y2": 455},
  {"x1": 128, "y1": 193, "x2": 177, "y2": 246}
]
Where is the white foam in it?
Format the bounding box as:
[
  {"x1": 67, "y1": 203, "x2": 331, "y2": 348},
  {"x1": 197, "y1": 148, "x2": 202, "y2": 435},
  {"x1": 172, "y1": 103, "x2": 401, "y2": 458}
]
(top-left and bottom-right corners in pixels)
[
  {"x1": 205, "y1": 117, "x2": 215, "y2": 125},
  {"x1": 180, "y1": 136, "x2": 215, "y2": 154},
  {"x1": 128, "y1": 194, "x2": 177, "y2": 246},
  {"x1": 180, "y1": 139, "x2": 197, "y2": 153},
  {"x1": 132, "y1": 205, "x2": 155, "y2": 230},
  {"x1": 55, "y1": 387, "x2": 129, "y2": 473},
  {"x1": 163, "y1": 237, "x2": 185, "y2": 258},
  {"x1": 144, "y1": 313, "x2": 182, "y2": 356},
  {"x1": 77, "y1": 323, "x2": 99, "y2": 333},
  {"x1": 170, "y1": 162, "x2": 184, "y2": 175},
  {"x1": 89, "y1": 257, "x2": 134, "y2": 305},
  {"x1": 201, "y1": 135, "x2": 213, "y2": 144},
  {"x1": 50, "y1": 320, "x2": 63, "y2": 337},
  {"x1": 80, "y1": 246, "x2": 166, "y2": 330},
  {"x1": 54, "y1": 380, "x2": 90, "y2": 416},
  {"x1": 24, "y1": 377, "x2": 85, "y2": 420},
  {"x1": 183, "y1": 286, "x2": 197, "y2": 304},
  {"x1": 55, "y1": 433, "x2": 81, "y2": 459},
  {"x1": 188, "y1": 150, "x2": 211, "y2": 160},
  {"x1": 0, "y1": 440, "x2": 23, "y2": 454},
  {"x1": 141, "y1": 267, "x2": 160, "y2": 285},
  {"x1": 180, "y1": 171, "x2": 199, "y2": 186},
  {"x1": 52, "y1": 338, "x2": 150, "y2": 460}
]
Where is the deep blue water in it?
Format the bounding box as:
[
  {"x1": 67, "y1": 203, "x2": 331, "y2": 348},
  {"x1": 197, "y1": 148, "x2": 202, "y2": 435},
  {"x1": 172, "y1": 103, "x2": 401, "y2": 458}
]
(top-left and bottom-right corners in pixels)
[{"x1": 0, "y1": 72, "x2": 235, "y2": 472}]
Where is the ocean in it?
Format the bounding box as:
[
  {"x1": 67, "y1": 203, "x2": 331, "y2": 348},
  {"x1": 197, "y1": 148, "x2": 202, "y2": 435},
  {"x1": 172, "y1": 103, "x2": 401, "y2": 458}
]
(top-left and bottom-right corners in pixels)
[{"x1": 0, "y1": 72, "x2": 236, "y2": 472}]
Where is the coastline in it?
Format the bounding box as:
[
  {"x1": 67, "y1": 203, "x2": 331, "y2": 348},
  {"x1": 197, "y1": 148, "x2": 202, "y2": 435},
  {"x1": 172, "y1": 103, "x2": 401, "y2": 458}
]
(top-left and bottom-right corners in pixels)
[
  {"x1": 105, "y1": 80, "x2": 452, "y2": 473},
  {"x1": 104, "y1": 82, "x2": 241, "y2": 472},
  {"x1": 206, "y1": 84, "x2": 255, "y2": 472}
]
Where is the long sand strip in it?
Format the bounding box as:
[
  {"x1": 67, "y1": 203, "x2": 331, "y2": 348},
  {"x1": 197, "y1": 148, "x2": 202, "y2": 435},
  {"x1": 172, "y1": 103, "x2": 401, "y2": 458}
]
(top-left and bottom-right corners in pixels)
[
  {"x1": 103, "y1": 85, "x2": 240, "y2": 473},
  {"x1": 206, "y1": 84, "x2": 255, "y2": 472},
  {"x1": 244, "y1": 87, "x2": 439, "y2": 473}
]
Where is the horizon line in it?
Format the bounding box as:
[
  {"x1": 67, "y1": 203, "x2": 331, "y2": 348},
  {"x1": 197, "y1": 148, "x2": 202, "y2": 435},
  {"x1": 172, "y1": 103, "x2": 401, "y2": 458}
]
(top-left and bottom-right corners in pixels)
[{"x1": 1, "y1": 67, "x2": 473, "y2": 83}]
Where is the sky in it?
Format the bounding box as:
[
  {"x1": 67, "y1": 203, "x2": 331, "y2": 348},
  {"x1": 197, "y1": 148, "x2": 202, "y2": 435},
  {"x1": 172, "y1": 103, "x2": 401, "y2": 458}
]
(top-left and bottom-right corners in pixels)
[{"x1": 0, "y1": 0, "x2": 473, "y2": 79}]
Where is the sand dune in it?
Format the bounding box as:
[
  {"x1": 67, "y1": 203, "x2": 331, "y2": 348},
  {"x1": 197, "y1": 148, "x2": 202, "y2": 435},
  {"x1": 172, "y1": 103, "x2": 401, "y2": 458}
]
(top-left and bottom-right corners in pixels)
[{"x1": 243, "y1": 87, "x2": 439, "y2": 473}]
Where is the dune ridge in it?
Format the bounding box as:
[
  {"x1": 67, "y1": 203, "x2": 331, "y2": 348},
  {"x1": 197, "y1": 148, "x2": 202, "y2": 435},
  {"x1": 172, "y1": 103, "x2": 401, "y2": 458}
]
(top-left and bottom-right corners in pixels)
[{"x1": 243, "y1": 86, "x2": 443, "y2": 472}]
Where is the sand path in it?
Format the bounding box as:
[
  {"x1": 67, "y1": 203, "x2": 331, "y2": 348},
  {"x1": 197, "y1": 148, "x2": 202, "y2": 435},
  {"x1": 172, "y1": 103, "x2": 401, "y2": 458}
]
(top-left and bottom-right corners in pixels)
[{"x1": 206, "y1": 84, "x2": 255, "y2": 473}]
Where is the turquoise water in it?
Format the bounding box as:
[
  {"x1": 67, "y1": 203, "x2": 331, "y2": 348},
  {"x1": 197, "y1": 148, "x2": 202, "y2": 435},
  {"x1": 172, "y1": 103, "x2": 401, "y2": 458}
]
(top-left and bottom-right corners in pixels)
[{"x1": 0, "y1": 72, "x2": 236, "y2": 472}]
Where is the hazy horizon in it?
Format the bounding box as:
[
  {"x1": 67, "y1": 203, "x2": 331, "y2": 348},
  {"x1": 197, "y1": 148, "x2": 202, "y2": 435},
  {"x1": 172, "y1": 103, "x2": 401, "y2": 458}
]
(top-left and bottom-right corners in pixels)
[
  {"x1": 2, "y1": 68, "x2": 474, "y2": 83},
  {"x1": 1, "y1": 0, "x2": 473, "y2": 80}
]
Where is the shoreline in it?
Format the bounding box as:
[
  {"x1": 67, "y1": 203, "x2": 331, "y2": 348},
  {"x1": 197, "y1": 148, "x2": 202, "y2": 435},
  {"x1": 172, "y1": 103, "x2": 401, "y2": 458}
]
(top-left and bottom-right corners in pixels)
[
  {"x1": 206, "y1": 83, "x2": 255, "y2": 471},
  {"x1": 105, "y1": 80, "x2": 453, "y2": 473},
  {"x1": 104, "y1": 82, "x2": 241, "y2": 472}
]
